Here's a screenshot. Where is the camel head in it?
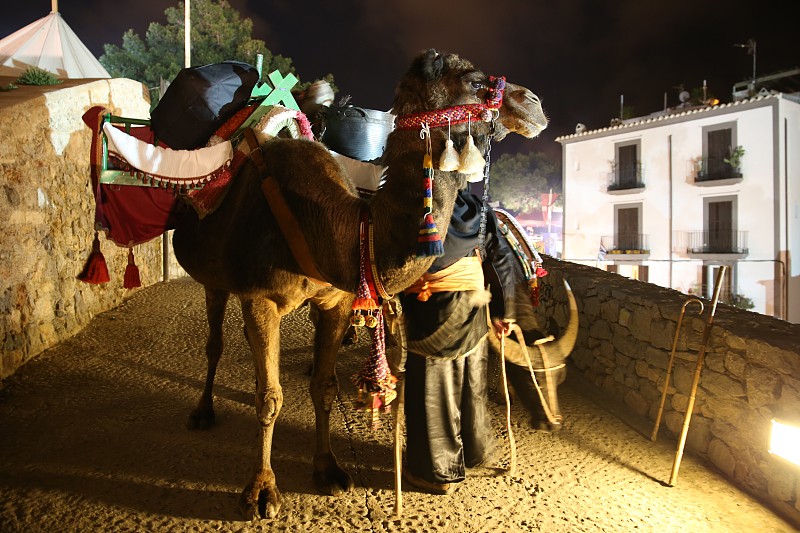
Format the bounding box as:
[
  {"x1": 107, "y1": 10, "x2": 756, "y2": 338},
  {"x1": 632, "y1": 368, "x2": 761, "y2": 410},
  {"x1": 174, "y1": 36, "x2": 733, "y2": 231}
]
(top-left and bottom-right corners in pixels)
[{"x1": 392, "y1": 49, "x2": 548, "y2": 149}]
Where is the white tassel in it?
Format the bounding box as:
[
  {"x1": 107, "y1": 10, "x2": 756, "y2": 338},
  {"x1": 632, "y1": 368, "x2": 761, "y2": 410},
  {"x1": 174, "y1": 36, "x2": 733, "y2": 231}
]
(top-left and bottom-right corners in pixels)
[
  {"x1": 458, "y1": 134, "x2": 486, "y2": 175},
  {"x1": 439, "y1": 138, "x2": 460, "y2": 171}
]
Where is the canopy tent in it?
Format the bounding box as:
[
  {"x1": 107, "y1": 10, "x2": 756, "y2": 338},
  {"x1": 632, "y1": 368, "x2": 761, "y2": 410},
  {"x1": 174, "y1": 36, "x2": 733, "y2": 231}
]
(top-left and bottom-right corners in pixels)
[{"x1": 0, "y1": 1, "x2": 110, "y2": 79}]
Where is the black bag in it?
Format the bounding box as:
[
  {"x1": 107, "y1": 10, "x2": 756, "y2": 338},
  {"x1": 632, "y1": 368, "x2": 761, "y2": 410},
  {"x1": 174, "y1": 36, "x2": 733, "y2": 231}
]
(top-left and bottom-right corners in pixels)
[{"x1": 151, "y1": 61, "x2": 259, "y2": 150}]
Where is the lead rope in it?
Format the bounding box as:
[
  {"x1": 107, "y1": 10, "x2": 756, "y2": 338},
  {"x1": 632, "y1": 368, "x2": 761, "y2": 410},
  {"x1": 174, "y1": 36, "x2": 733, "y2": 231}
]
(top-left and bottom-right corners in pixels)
[
  {"x1": 499, "y1": 331, "x2": 517, "y2": 475},
  {"x1": 507, "y1": 323, "x2": 562, "y2": 426}
]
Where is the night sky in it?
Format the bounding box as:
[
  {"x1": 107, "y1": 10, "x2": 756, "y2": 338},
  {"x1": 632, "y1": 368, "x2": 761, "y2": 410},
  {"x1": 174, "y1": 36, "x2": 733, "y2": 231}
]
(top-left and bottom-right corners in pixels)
[{"x1": 2, "y1": 0, "x2": 796, "y2": 157}]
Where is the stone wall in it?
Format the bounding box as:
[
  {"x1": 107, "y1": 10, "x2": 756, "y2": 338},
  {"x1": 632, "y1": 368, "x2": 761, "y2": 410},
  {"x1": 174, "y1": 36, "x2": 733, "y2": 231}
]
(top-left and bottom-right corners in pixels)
[
  {"x1": 537, "y1": 257, "x2": 800, "y2": 525},
  {"x1": 0, "y1": 79, "x2": 164, "y2": 380}
]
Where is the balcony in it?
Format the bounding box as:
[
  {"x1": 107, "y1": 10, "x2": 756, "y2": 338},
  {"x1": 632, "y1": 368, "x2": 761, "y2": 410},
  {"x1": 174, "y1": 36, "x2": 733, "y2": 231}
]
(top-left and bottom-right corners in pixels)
[
  {"x1": 607, "y1": 165, "x2": 645, "y2": 194},
  {"x1": 686, "y1": 230, "x2": 749, "y2": 257},
  {"x1": 601, "y1": 234, "x2": 650, "y2": 258},
  {"x1": 693, "y1": 156, "x2": 743, "y2": 186}
]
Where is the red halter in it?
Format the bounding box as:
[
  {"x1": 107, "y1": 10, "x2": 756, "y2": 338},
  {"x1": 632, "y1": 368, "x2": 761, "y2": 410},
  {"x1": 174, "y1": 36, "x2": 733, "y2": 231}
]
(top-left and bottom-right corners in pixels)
[{"x1": 395, "y1": 76, "x2": 506, "y2": 131}]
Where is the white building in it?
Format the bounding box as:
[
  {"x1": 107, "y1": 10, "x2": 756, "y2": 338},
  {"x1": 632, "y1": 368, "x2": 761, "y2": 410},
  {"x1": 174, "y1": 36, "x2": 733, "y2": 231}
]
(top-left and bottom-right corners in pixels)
[{"x1": 556, "y1": 88, "x2": 800, "y2": 323}]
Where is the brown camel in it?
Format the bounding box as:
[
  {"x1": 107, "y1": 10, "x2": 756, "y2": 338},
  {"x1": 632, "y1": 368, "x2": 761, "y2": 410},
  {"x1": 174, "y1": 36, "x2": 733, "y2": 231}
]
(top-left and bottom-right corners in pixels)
[{"x1": 172, "y1": 49, "x2": 548, "y2": 519}]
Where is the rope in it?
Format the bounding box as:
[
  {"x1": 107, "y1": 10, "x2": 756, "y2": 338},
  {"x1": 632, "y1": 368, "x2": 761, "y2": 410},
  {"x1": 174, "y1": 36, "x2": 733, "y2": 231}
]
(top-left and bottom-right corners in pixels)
[
  {"x1": 499, "y1": 332, "x2": 517, "y2": 475},
  {"x1": 507, "y1": 323, "x2": 562, "y2": 426}
]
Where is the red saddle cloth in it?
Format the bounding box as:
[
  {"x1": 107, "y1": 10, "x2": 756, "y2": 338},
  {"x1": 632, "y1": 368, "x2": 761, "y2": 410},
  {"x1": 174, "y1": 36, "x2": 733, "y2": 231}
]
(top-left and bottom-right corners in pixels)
[{"x1": 82, "y1": 106, "x2": 189, "y2": 248}]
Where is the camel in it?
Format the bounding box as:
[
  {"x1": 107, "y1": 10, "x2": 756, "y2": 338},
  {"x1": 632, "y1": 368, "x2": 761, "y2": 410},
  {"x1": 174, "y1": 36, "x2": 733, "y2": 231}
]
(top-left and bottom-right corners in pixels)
[{"x1": 172, "y1": 49, "x2": 548, "y2": 519}]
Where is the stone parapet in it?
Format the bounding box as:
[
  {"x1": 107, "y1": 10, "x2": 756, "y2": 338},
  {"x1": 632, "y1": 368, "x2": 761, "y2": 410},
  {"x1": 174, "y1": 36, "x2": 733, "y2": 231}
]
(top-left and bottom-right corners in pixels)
[
  {"x1": 0, "y1": 79, "x2": 164, "y2": 379},
  {"x1": 536, "y1": 257, "x2": 800, "y2": 525}
]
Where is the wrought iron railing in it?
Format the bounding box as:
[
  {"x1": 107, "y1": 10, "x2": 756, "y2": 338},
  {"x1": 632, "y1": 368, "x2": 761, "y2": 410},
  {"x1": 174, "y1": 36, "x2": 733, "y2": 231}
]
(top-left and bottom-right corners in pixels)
[
  {"x1": 686, "y1": 230, "x2": 749, "y2": 254},
  {"x1": 694, "y1": 156, "x2": 742, "y2": 182},
  {"x1": 607, "y1": 164, "x2": 645, "y2": 191},
  {"x1": 601, "y1": 233, "x2": 650, "y2": 254}
]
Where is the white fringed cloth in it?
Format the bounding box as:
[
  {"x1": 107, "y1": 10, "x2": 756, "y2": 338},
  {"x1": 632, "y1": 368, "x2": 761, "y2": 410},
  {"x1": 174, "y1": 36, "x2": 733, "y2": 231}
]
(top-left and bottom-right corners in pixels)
[{"x1": 103, "y1": 122, "x2": 234, "y2": 189}]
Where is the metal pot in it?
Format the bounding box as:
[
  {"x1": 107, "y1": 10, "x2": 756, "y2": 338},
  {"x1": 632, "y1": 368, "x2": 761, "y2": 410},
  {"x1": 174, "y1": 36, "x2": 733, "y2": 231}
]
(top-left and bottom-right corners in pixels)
[{"x1": 319, "y1": 104, "x2": 395, "y2": 162}]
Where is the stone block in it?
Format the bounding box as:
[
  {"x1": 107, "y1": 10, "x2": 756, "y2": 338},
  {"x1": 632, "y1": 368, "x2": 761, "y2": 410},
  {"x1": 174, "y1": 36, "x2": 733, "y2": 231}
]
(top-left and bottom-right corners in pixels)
[
  {"x1": 708, "y1": 438, "x2": 736, "y2": 477},
  {"x1": 685, "y1": 415, "x2": 712, "y2": 454},
  {"x1": 624, "y1": 389, "x2": 649, "y2": 417},
  {"x1": 725, "y1": 333, "x2": 747, "y2": 352},
  {"x1": 649, "y1": 318, "x2": 676, "y2": 351},
  {"x1": 700, "y1": 370, "x2": 745, "y2": 397},
  {"x1": 589, "y1": 319, "x2": 612, "y2": 340},
  {"x1": 644, "y1": 347, "x2": 669, "y2": 370},
  {"x1": 724, "y1": 352, "x2": 747, "y2": 378},
  {"x1": 701, "y1": 395, "x2": 748, "y2": 425},
  {"x1": 600, "y1": 299, "x2": 619, "y2": 322},
  {"x1": 619, "y1": 307, "x2": 631, "y2": 327},
  {"x1": 745, "y1": 366, "x2": 781, "y2": 408}
]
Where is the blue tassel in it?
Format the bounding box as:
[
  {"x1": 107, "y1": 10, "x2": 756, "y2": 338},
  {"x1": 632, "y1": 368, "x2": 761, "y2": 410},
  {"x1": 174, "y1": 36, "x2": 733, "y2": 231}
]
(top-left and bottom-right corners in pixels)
[
  {"x1": 416, "y1": 154, "x2": 444, "y2": 257},
  {"x1": 416, "y1": 213, "x2": 445, "y2": 257}
]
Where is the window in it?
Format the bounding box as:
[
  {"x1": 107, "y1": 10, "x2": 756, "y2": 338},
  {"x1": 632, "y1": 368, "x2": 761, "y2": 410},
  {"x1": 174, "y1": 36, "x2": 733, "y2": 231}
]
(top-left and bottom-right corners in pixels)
[
  {"x1": 610, "y1": 140, "x2": 643, "y2": 191},
  {"x1": 615, "y1": 203, "x2": 642, "y2": 251},
  {"x1": 704, "y1": 196, "x2": 737, "y2": 253},
  {"x1": 701, "y1": 264, "x2": 734, "y2": 303},
  {"x1": 698, "y1": 122, "x2": 740, "y2": 182}
]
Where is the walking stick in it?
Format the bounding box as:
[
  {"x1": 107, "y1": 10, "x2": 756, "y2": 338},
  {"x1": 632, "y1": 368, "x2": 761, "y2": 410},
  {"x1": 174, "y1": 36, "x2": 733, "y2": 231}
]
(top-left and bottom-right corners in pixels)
[
  {"x1": 651, "y1": 298, "x2": 704, "y2": 442},
  {"x1": 393, "y1": 376, "x2": 405, "y2": 517},
  {"x1": 667, "y1": 266, "x2": 727, "y2": 486}
]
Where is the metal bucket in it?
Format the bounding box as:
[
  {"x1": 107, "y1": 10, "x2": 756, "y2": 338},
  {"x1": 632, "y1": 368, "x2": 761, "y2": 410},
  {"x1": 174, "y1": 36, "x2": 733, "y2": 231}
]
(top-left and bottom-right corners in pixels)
[{"x1": 319, "y1": 105, "x2": 395, "y2": 162}]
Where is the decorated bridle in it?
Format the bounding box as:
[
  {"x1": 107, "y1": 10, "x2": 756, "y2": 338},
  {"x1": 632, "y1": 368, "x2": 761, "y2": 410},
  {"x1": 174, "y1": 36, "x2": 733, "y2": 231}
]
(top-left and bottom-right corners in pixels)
[
  {"x1": 393, "y1": 75, "x2": 507, "y2": 258},
  {"x1": 394, "y1": 75, "x2": 506, "y2": 131}
]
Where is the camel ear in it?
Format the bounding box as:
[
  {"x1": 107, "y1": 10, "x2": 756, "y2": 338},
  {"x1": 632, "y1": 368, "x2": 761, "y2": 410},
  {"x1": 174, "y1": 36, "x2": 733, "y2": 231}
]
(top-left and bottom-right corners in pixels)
[{"x1": 420, "y1": 49, "x2": 444, "y2": 81}]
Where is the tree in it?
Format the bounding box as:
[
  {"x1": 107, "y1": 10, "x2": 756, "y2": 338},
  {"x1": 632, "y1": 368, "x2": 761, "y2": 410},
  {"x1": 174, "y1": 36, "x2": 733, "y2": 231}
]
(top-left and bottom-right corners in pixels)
[
  {"x1": 99, "y1": 0, "x2": 309, "y2": 105},
  {"x1": 488, "y1": 151, "x2": 561, "y2": 214}
]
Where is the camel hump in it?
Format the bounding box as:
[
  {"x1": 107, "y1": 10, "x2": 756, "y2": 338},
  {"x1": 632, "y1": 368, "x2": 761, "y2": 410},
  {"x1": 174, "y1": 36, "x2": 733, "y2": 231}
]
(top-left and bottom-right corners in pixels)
[{"x1": 260, "y1": 138, "x2": 359, "y2": 197}]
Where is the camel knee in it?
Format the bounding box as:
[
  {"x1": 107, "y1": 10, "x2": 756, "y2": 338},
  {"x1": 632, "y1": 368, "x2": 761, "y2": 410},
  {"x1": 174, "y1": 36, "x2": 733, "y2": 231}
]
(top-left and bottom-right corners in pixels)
[
  {"x1": 311, "y1": 376, "x2": 339, "y2": 411},
  {"x1": 255, "y1": 387, "x2": 283, "y2": 426}
]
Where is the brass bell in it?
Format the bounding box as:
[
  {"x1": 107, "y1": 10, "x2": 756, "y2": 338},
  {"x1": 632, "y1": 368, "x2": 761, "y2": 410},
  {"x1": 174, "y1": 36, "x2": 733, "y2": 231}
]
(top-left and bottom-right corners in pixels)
[
  {"x1": 364, "y1": 313, "x2": 378, "y2": 328},
  {"x1": 351, "y1": 313, "x2": 366, "y2": 327}
]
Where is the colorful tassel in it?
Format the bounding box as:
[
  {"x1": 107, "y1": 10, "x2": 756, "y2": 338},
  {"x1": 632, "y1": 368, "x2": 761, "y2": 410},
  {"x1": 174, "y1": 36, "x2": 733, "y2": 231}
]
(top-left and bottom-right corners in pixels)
[
  {"x1": 416, "y1": 154, "x2": 445, "y2": 257},
  {"x1": 123, "y1": 247, "x2": 141, "y2": 289},
  {"x1": 77, "y1": 232, "x2": 110, "y2": 284},
  {"x1": 350, "y1": 310, "x2": 398, "y2": 428}
]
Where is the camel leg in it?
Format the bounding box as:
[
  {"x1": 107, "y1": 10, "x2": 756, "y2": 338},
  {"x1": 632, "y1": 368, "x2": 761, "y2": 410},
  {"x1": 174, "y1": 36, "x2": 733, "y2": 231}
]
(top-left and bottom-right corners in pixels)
[
  {"x1": 310, "y1": 298, "x2": 354, "y2": 495},
  {"x1": 188, "y1": 287, "x2": 230, "y2": 430},
  {"x1": 238, "y1": 295, "x2": 283, "y2": 520}
]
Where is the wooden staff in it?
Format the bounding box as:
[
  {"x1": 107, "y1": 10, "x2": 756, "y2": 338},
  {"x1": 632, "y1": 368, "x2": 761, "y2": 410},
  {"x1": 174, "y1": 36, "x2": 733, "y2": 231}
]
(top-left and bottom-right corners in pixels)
[
  {"x1": 668, "y1": 266, "x2": 727, "y2": 486},
  {"x1": 651, "y1": 298, "x2": 704, "y2": 442},
  {"x1": 393, "y1": 376, "x2": 405, "y2": 517}
]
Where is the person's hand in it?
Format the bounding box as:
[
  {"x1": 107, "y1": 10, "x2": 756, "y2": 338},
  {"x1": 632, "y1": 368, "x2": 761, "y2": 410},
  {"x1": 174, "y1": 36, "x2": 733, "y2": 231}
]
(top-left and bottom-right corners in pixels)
[{"x1": 491, "y1": 319, "x2": 511, "y2": 340}]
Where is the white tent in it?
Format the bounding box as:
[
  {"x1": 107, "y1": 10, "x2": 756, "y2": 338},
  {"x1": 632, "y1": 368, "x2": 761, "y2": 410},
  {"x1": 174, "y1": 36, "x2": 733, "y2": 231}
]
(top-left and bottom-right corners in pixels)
[{"x1": 0, "y1": 1, "x2": 110, "y2": 79}]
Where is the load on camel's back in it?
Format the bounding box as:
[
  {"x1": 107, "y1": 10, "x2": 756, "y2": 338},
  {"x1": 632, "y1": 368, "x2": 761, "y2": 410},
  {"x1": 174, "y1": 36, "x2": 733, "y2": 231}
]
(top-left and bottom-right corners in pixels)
[{"x1": 82, "y1": 49, "x2": 549, "y2": 519}]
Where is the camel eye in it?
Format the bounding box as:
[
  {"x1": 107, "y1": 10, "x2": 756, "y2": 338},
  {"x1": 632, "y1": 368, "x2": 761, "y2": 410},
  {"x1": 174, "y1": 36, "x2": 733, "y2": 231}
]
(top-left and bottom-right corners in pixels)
[{"x1": 471, "y1": 81, "x2": 486, "y2": 91}]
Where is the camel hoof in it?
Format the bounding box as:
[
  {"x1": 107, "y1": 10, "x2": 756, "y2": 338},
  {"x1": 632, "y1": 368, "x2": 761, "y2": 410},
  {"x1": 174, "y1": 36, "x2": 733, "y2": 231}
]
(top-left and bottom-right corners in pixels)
[
  {"x1": 313, "y1": 464, "x2": 354, "y2": 496},
  {"x1": 187, "y1": 407, "x2": 215, "y2": 430},
  {"x1": 240, "y1": 480, "x2": 281, "y2": 520}
]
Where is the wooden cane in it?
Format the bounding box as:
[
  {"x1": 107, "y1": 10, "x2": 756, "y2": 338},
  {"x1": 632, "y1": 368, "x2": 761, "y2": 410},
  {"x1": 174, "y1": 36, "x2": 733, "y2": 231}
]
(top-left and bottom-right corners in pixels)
[
  {"x1": 668, "y1": 266, "x2": 727, "y2": 486},
  {"x1": 651, "y1": 298, "x2": 704, "y2": 442},
  {"x1": 393, "y1": 376, "x2": 405, "y2": 517}
]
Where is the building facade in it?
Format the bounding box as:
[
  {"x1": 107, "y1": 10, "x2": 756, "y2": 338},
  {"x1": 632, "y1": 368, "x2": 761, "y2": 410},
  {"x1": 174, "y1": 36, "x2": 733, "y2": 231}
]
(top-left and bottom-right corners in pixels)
[{"x1": 557, "y1": 93, "x2": 800, "y2": 323}]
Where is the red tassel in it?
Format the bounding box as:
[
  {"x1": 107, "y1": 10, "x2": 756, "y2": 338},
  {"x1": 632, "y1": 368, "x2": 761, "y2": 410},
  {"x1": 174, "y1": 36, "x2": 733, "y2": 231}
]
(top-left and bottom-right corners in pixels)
[
  {"x1": 77, "y1": 233, "x2": 110, "y2": 284},
  {"x1": 123, "y1": 247, "x2": 141, "y2": 289}
]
